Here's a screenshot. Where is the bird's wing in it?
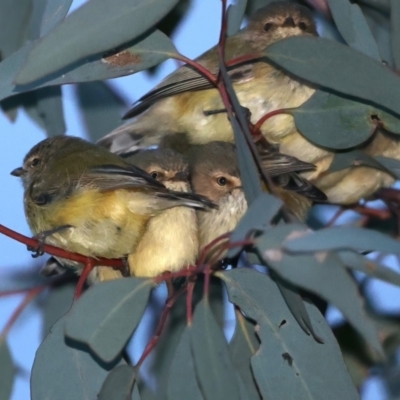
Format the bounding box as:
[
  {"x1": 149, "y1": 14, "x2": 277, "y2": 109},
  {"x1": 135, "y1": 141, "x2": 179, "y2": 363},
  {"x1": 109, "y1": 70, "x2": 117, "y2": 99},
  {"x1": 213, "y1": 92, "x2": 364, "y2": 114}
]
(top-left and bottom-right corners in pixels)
[
  {"x1": 83, "y1": 165, "x2": 218, "y2": 210},
  {"x1": 123, "y1": 63, "x2": 256, "y2": 119},
  {"x1": 260, "y1": 148, "x2": 316, "y2": 176},
  {"x1": 79, "y1": 164, "x2": 165, "y2": 191},
  {"x1": 275, "y1": 173, "x2": 327, "y2": 202},
  {"x1": 259, "y1": 149, "x2": 327, "y2": 201}
]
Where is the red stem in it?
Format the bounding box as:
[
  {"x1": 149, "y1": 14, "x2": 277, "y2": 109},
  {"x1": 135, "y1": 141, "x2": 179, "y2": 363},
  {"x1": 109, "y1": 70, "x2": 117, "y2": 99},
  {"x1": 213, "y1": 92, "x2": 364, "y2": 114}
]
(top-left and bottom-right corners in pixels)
[
  {"x1": 0, "y1": 286, "x2": 46, "y2": 338},
  {"x1": 254, "y1": 108, "x2": 292, "y2": 132},
  {"x1": 74, "y1": 259, "x2": 96, "y2": 298},
  {"x1": 0, "y1": 224, "x2": 123, "y2": 268},
  {"x1": 186, "y1": 279, "x2": 195, "y2": 326},
  {"x1": 0, "y1": 286, "x2": 45, "y2": 298},
  {"x1": 135, "y1": 285, "x2": 187, "y2": 369},
  {"x1": 175, "y1": 55, "x2": 217, "y2": 85}
]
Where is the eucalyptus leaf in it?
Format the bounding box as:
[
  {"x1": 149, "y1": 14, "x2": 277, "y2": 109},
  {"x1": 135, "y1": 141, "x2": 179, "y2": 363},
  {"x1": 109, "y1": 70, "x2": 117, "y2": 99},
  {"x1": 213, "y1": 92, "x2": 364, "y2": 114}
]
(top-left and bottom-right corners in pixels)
[
  {"x1": 283, "y1": 226, "x2": 400, "y2": 254},
  {"x1": 292, "y1": 91, "x2": 377, "y2": 149},
  {"x1": 219, "y1": 269, "x2": 359, "y2": 400},
  {"x1": 98, "y1": 365, "x2": 137, "y2": 400},
  {"x1": 0, "y1": 42, "x2": 34, "y2": 102},
  {"x1": 363, "y1": 5, "x2": 393, "y2": 66},
  {"x1": 40, "y1": 0, "x2": 73, "y2": 37},
  {"x1": 257, "y1": 225, "x2": 382, "y2": 354},
  {"x1": 338, "y1": 250, "x2": 400, "y2": 286},
  {"x1": 16, "y1": 0, "x2": 179, "y2": 84},
  {"x1": 266, "y1": 36, "x2": 400, "y2": 118},
  {"x1": 328, "y1": 0, "x2": 381, "y2": 60},
  {"x1": 42, "y1": 282, "x2": 75, "y2": 338},
  {"x1": 0, "y1": 0, "x2": 31, "y2": 59},
  {"x1": 14, "y1": 30, "x2": 178, "y2": 94},
  {"x1": 328, "y1": 150, "x2": 387, "y2": 174},
  {"x1": 191, "y1": 299, "x2": 241, "y2": 400},
  {"x1": 227, "y1": 0, "x2": 247, "y2": 36},
  {"x1": 391, "y1": 0, "x2": 400, "y2": 69},
  {"x1": 35, "y1": 86, "x2": 66, "y2": 136},
  {"x1": 0, "y1": 339, "x2": 15, "y2": 400},
  {"x1": 65, "y1": 277, "x2": 153, "y2": 363},
  {"x1": 228, "y1": 192, "x2": 282, "y2": 258},
  {"x1": 31, "y1": 316, "x2": 122, "y2": 400},
  {"x1": 229, "y1": 310, "x2": 261, "y2": 400},
  {"x1": 219, "y1": 60, "x2": 263, "y2": 204},
  {"x1": 76, "y1": 82, "x2": 127, "y2": 142},
  {"x1": 375, "y1": 155, "x2": 400, "y2": 178},
  {"x1": 167, "y1": 328, "x2": 202, "y2": 400},
  {"x1": 274, "y1": 276, "x2": 321, "y2": 341}
]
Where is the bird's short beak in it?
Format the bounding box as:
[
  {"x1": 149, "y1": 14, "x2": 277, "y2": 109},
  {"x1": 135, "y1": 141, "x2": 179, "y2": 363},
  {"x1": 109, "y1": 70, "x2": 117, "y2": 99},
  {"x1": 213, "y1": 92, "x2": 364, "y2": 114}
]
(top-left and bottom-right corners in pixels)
[
  {"x1": 172, "y1": 171, "x2": 188, "y2": 182},
  {"x1": 282, "y1": 16, "x2": 296, "y2": 28},
  {"x1": 10, "y1": 167, "x2": 26, "y2": 177}
]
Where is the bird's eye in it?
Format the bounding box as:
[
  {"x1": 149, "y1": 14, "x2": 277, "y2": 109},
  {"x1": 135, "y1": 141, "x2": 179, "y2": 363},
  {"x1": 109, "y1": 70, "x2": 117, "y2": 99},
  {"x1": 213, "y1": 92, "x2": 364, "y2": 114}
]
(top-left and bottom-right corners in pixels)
[
  {"x1": 299, "y1": 22, "x2": 307, "y2": 31},
  {"x1": 150, "y1": 171, "x2": 158, "y2": 179},
  {"x1": 31, "y1": 158, "x2": 40, "y2": 167},
  {"x1": 263, "y1": 22, "x2": 273, "y2": 32},
  {"x1": 217, "y1": 176, "x2": 228, "y2": 186}
]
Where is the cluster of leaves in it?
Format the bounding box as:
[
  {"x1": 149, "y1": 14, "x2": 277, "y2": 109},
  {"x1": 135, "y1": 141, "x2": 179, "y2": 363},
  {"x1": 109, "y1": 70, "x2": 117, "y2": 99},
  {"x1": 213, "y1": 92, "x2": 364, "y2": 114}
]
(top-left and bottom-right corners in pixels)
[{"x1": 2, "y1": 0, "x2": 400, "y2": 399}]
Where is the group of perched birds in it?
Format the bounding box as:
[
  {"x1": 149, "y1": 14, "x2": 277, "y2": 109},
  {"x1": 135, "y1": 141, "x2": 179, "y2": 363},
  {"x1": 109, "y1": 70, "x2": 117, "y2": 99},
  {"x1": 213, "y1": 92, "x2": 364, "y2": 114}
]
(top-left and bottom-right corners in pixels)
[{"x1": 10, "y1": 2, "x2": 400, "y2": 283}]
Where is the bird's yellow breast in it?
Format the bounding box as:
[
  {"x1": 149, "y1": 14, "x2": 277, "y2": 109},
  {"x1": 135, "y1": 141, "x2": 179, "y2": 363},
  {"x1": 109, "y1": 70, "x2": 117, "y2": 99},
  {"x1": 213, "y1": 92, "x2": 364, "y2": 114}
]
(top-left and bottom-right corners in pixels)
[{"x1": 26, "y1": 189, "x2": 150, "y2": 258}]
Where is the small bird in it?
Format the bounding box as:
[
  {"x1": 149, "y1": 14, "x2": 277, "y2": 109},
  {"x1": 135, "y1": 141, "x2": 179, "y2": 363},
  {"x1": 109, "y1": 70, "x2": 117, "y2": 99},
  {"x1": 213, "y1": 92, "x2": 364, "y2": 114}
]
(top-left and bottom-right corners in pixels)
[
  {"x1": 97, "y1": 1, "x2": 317, "y2": 155},
  {"x1": 11, "y1": 136, "x2": 216, "y2": 278},
  {"x1": 98, "y1": 1, "x2": 400, "y2": 206},
  {"x1": 122, "y1": 149, "x2": 199, "y2": 278},
  {"x1": 188, "y1": 141, "x2": 319, "y2": 253},
  {"x1": 188, "y1": 142, "x2": 247, "y2": 253}
]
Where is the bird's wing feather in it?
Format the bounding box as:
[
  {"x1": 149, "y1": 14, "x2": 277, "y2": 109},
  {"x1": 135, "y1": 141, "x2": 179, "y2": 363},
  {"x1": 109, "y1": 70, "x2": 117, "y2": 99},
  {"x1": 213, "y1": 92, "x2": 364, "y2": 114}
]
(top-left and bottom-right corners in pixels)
[
  {"x1": 79, "y1": 164, "x2": 165, "y2": 191},
  {"x1": 123, "y1": 63, "x2": 256, "y2": 119}
]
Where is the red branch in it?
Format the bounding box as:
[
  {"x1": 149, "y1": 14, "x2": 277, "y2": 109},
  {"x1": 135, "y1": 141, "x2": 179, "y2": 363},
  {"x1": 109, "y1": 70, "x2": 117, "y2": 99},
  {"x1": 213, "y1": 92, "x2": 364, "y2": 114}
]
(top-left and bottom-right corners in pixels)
[
  {"x1": 0, "y1": 286, "x2": 46, "y2": 338},
  {"x1": 0, "y1": 224, "x2": 123, "y2": 268}
]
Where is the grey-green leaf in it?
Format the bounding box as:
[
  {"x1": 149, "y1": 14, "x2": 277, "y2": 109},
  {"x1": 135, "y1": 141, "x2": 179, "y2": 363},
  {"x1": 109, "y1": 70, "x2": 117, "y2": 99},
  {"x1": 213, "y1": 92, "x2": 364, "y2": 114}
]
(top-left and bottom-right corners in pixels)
[
  {"x1": 219, "y1": 62, "x2": 263, "y2": 204},
  {"x1": 0, "y1": 42, "x2": 34, "y2": 102},
  {"x1": 35, "y1": 86, "x2": 66, "y2": 136},
  {"x1": 328, "y1": 0, "x2": 381, "y2": 60},
  {"x1": 266, "y1": 36, "x2": 400, "y2": 118},
  {"x1": 32, "y1": 316, "x2": 121, "y2": 400},
  {"x1": 338, "y1": 250, "x2": 400, "y2": 287},
  {"x1": 228, "y1": 192, "x2": 282, "y2": 258},
  {"x1": 167, "y1": 328, "x2": 203, "y2": 400},
  {"x1": 65, "y1": 277, "x2": 153, "y2": 363},
  {"x1": 391, "y1": 0, "x2": 400, "y2": 69},
  {"x1": 283, "y1": 226, "x2": 400, "y2": 254},
  {"x1": 375, "y1": 156, "x2": 400, "y2": 179},
  {"x1": 220, "y1": 269, "x2": 359, "y2": 400},
  {"x1": 328, "y1": 150, "x2": 387, "y2": 174},
  {"x1": 76, "y1": 81, "x2": 127, "y2": 142},
  {"x1": 227, "y1": 0, "x2": 247, "y2": 36},
  {"x1": 16, "y1": 0, "x2": 179, "y2": 84},
  {"x1": 98, "y1": 365, "x2": 137, "y2": 400},
  {"x1": 15, "y1": 30, "x2": 178, "y2": 93},
  {"x1": 42, "y1": 282, "x2": 75, "y2": 338},
  {"x1": 0, "y1": 0, "x2": 31, "y2": 59},
  {"x1": 229, "y1": 310, "x2": 261, "y2": 400},
  {"x1": 257, "y1": 225, "x2": 382, "y2": 354},
  {"x1": 292, "y1": 91, "x2": 376, "y2": 149},
  {"x1": 0, "y1": 339, "x2": 15, "y2": 400},
  {"x1": 191, "y1": 299, "x2": 241, "y2": 400},
  {"x1": 40, "y1": 0, "x2": 73, "y2": 37}
]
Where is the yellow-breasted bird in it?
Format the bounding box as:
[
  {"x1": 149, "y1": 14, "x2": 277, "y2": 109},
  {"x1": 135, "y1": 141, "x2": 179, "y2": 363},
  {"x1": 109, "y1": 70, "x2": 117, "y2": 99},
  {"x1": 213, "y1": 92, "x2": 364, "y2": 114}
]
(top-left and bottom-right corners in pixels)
[
  {"x1": 99, "y1": 1, "x2": 317, "y2": 155},
  {"x1": 11, "y1": 136, "x2": 216, "y2": 279},
  {"x1": 122, "y1": 148, "x2": 199, "y2": 277}
]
